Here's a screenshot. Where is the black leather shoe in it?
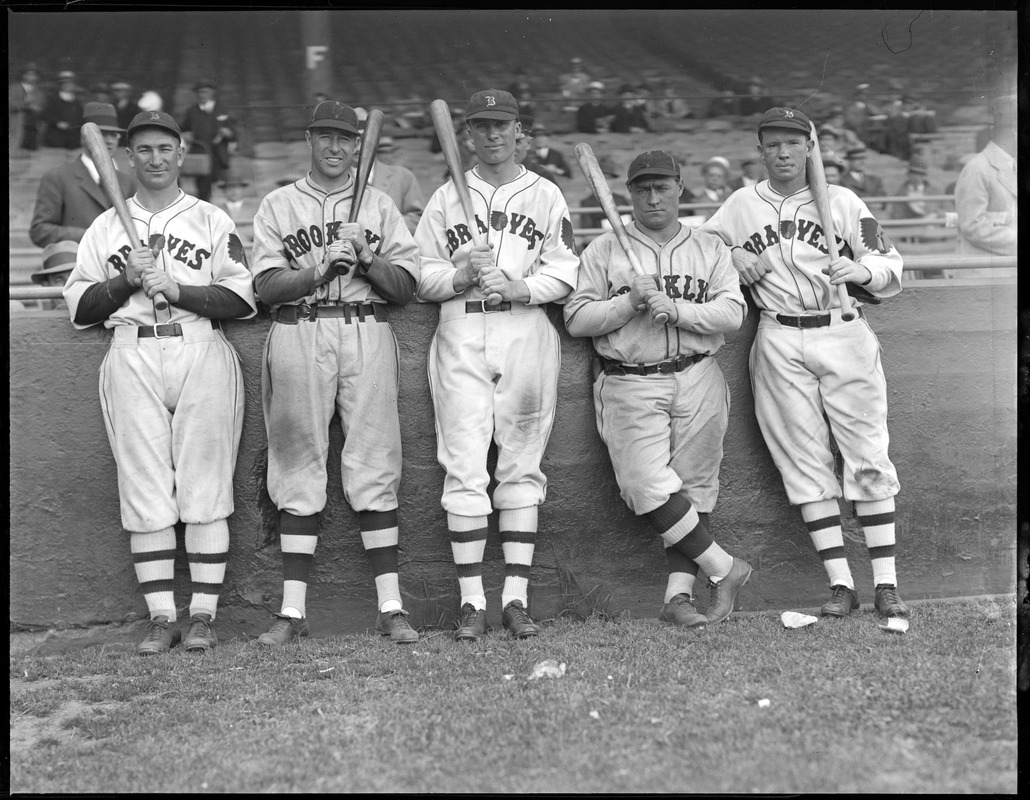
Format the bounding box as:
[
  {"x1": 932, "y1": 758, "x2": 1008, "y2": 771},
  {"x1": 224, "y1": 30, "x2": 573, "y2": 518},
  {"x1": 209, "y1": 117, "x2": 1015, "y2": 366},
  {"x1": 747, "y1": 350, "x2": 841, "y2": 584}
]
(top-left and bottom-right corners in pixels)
[
  {"x1": 820, "y1": 585, "x2": 860, "y2": 617},
  {"x1": 502, "y1": 600, "x2": 542, "y2": 639},
  {"x1": 454, "y1": 603, "x2": 487, "y2": 641}
]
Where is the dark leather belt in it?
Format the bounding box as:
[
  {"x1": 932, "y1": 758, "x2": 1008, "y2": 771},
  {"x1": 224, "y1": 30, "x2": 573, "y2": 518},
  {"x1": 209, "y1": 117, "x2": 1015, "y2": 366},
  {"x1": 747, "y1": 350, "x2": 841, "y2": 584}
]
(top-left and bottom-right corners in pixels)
[
  {"x1": 275, "y1": 302, "x2": 378, "y2": 324},
  {"x1": 466, "y1": 300, "x2": 512, "y2": 313},
  {"x1": 603, "y1": 353, "x2": 707, "y2": 376},
  {"x1": 775, "y1": 307, "x2": 862, "y2": 328},
  {"x1": 136, "y1": 320, "x2": 220, "y2": 338}
]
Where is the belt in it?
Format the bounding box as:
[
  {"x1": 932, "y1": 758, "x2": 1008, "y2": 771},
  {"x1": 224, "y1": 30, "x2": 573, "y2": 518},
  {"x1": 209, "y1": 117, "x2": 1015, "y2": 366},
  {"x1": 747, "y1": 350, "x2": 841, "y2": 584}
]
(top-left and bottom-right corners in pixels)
[
  {"x1": 466, "y1": 300, "x2": 512, "y2": 313},
  {"x1": 775, "y1": 307, "x2": 863, "y2": 328},
  {"x1": 136, "y1": 320, "x2": 220, "y2": 338},
  {"x1": 603, "y1": 353, "x2": 707, "y2": 376},
  {"x1": 275, "y1": 302, "x2": 378, "y2": 324}
]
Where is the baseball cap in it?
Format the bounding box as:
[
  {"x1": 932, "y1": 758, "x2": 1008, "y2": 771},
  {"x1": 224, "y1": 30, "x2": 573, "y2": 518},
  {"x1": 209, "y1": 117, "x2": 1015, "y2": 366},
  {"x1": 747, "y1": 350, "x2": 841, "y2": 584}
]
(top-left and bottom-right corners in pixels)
[
  {"x1": 465, "y1": 89, "x2": 519, "y2": 121},
  {"x1": 907, "y1": 160, "x2": 929, "y2": 176},
  {"x1": 757, "y1": 106, "x2": 813, "y2": 135},
  {"x1": 83, "y1": 102, "x2": 123, "y2": 132},
  {"x1": 127, "y1": 110, "x2": 182, "y2": 140},
  {"x1": 626, "y1": 150, "x2": 680, "y2": 183},
  {"x1": 587, "y1": 81, "x2": 605, "y2": 91},
  {"x1": 193, "y1": 78, "x2": 216, "y2": 91},
  {"x1": 308, "y1": 101, "x2": 360, "y2": 134}
]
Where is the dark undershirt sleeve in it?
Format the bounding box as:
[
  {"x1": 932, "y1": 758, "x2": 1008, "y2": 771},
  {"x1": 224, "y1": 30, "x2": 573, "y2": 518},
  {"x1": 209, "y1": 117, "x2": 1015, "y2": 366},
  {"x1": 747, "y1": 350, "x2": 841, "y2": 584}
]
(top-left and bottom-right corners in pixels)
[
  {"x1": 253, "y1": 267, "x2": 316, "y2": 305},
  {"x1": 360, "y1": 254, "x2": 416, "y2": 306},
  {"x1": 175, "y1": 284, "x2": 254, "y2": 319},
  {"x1": 73, "y1": 272, "x2": 137, "y2": 326}
]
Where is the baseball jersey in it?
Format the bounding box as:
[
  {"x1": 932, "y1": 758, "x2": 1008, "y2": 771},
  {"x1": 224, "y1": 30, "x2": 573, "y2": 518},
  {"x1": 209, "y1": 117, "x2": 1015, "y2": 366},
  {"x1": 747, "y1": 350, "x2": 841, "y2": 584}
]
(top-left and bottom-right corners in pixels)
[
  {"x1": 64, "y1": 191, "x2": 257, "y2": 326},
  {"x1": 251, "y1": 177, "x2": 419, "y2": 306},
  {"x1": 701, "y1": 182, "x2": 903, "y2": 314},
  {"x1": 564, "y1": 223, "x2": 746, "y2": 364},
  {"x1": 415, "y1": 165, "x2": 579, "y2": 306}
]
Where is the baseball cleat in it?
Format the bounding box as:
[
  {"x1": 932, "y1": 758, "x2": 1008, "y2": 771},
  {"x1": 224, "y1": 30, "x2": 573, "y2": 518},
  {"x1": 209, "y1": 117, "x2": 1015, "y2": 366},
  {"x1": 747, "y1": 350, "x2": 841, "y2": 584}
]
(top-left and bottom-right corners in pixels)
[
  {"x1": 820, "y1": 584, "x2": 860, "y2": 617},
  {"x1": 257, "y1": 612, "x2": 310, "y2": 646},
  {"x1": 874, "y1": 584, "x2": 910, "y2": 619},
  {"x1": 705, "y1": 558, "x2": 753, "y2": 624},
  {"x1": 453, "y1": 603, "x2": 487, "y2": 642},
  {"x1": 183, "y1": 613, "x2": 218, "y2": 652},
  {"x1": 137, "y1": 615, "x2": 182, "y2": 656},
  {"x1": 375, "y1": 609, "x2": 419, "y2": 644},
  {"x1": 502, "y1": 600, "x2": 542, "y2": 639},
  {"x1": 658, "y1": 593, "x2": 707, "y2": 628}
]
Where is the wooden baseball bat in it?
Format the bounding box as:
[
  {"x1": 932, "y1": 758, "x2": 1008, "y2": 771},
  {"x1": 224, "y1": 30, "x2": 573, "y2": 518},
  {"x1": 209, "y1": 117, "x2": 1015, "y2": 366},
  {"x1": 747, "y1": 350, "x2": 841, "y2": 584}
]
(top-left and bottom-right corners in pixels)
[
  {"x1": 429, "y1": 99, "x2": 502, "y2": 305},
  {"x1": 574, "y1": 142, "x2": 669, "y2": 324},
  {"x1": 81, "y1": 122, "x2": 168, "y2": 311},
  {"x1": 350, "y1": 108, "x2": 384, "y2": 224},
  {"x1": 806, "y1": 122, "x2": 856, "y2": 321}
]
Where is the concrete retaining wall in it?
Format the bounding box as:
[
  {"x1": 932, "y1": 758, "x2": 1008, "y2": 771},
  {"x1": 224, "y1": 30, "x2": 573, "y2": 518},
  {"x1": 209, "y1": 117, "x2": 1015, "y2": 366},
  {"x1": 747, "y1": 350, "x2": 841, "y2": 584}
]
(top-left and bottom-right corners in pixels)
[{"x1": 9, "y1": 281, "x2": 1017, "y2": 643}]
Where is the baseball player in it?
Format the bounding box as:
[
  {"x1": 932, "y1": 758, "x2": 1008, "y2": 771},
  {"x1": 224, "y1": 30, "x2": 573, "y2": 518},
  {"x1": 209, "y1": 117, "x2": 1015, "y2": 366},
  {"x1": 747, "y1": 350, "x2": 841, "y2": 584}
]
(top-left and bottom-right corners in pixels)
[
  {"x1": 564, "y1": 150, "x2": 753, "y2": 627},
  {"x1": 250, "y1": 100, "x2": 421, "y2": 646},
  {"x1": 62, "y1": 110, "x2": 257, "y2": 655},
  {"x1": 414, "y1": 88, "x2": 579, "y2": 641},
  {"x1": 701, "y1": 106, "x2": 909, "y2": 620}
]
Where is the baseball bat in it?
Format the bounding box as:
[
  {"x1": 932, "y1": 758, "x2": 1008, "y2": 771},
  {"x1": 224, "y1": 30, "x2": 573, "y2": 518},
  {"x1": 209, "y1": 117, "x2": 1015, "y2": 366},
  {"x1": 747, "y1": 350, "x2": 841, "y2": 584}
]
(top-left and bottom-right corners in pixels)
[
  {"x1": 429, "y1": 98, "x2": 502, "y2": 305},
  {"x1": 80, "y1": 122, "x2": 168, "y2": 311},
  {"x1": 574, "y1": 142, "x2": 669, "y2": 325},
  {"x1": 327, "y1": 108, "x2": 385, "y2": 276},
  {"x1": 806, "y1": 123, "x2": 855, "y2": 321}
]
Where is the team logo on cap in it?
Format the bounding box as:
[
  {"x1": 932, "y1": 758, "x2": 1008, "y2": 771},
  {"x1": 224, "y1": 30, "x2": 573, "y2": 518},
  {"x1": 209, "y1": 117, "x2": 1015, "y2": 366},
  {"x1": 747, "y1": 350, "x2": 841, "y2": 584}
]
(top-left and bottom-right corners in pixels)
[
  {"x1": 783, "y1": 109, "x2": 794, "y2": 118},
  {"x1": 150, "y1": 112, "x2": 161, "y2": 120},
  {"x1": 486, "y1": 96, "x2": 496, "y2": 107}
]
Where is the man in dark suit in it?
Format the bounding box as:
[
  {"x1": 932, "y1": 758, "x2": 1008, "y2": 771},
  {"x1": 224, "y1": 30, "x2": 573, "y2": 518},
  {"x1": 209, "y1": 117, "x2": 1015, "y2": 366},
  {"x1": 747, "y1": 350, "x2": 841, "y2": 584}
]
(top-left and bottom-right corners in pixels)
[
  {"x1": 179, "y1": 79, "x2": 236, "y2": 201},
  {"x1": 841, "y1": 147, "x2": 886, "y2": 209},
  {"x1": 111, "y1": 81, "x2": 140, "y2": 144},
  {"x1": 41, "y1": 71, "x2": 85, "y2": 150},
  {"x1": 527, "y1": 126, "x2": 571, "y2": 183},
  {"x1": 29, "y1": 102, "x2": 136, "y2": 248}
]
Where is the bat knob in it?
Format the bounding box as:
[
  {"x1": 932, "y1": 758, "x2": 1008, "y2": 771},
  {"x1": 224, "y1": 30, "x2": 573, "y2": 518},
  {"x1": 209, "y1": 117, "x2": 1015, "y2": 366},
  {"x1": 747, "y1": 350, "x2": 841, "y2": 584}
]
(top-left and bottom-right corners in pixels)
[{"x1": 329, "y1": 258, "x2": 352, "y2": 277}]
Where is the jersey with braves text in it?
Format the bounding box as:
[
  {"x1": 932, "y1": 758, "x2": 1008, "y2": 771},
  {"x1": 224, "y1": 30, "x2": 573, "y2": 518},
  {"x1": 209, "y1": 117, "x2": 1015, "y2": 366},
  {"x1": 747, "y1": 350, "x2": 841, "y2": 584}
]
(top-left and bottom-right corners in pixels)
[
  {"x1": 64, "y1": 191, "x2": 257, "y2": 327},
  {"x1": 701, "y1": 182, "x2": 903, "y2": 315},
  {"x1": 251, "y1": 176, "x2": 419, "y2": 306},
  {"x1": 415, "y1": 165, "x2": 579, "y2": 304},
  {"x1": 564, "y1": 223, "x2": 746, "y2": 365}
]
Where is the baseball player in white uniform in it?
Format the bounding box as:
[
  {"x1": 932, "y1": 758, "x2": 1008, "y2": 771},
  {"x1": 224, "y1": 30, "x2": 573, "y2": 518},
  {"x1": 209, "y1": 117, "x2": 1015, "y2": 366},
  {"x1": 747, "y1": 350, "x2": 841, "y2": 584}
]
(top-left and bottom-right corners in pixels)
[
  {"x1": 565, "y1": 150, "x2": 753, "y2": 627},
  {"x1": 702, "y1": 106, "x2": 909, "y2": 620},
  {"x1": 415, "y1": 89, "x2": 579, "y2": 641},
  {"x1": 63, "y1": 110, "x2": 257, "y2": 655},
  {"x1": 250, "y1": 101, "x2": 421, "y2": 646}
]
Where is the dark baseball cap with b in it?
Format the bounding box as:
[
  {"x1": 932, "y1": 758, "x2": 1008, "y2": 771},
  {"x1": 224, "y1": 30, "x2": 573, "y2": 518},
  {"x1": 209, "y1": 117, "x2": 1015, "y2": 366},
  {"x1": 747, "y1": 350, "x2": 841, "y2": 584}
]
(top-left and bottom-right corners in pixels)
[
  {"x1": 626, "y1": 150, "x2": 680, "y2": 184},
  {"x1": 308, "y1": 101, "x2": 360, "y2": 135},
  {"x1": 757, "y1": 106, "x2": 813, "y2": 135},
  {"x1": 466, "y1": 89, "x2": 519, "y2": 121},
  {"x1": 127, "y1": 110, "x2": 182, "y2": 140}
]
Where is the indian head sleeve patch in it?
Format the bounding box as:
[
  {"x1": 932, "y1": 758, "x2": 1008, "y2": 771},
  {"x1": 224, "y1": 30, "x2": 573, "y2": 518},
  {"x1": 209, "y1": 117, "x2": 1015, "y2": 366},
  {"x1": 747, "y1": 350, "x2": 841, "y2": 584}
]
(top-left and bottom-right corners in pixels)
[
  {"x1": 227, "y1": 232, "x2": 248, "y2": 267},
  {"x1": 561, "y1": 216, "x2": 577, "y2": 254},
  {"x1": 860, "y1": 217, "x2": 893, "y2": 254}
]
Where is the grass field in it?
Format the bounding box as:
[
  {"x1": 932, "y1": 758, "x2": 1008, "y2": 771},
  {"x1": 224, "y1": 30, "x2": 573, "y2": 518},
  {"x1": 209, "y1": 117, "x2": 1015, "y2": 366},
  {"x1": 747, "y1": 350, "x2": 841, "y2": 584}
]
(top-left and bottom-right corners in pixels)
[{"x1": 9, "y1": 596, "x2": 1017, "y2": 794}]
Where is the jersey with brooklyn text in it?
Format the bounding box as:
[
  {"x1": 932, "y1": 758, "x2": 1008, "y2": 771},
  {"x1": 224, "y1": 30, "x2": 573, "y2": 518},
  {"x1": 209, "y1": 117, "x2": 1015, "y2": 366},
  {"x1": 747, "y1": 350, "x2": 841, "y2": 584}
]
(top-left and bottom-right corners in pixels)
[{"x1": 701, "y1": 181, "x2": 904, "y2": 315}]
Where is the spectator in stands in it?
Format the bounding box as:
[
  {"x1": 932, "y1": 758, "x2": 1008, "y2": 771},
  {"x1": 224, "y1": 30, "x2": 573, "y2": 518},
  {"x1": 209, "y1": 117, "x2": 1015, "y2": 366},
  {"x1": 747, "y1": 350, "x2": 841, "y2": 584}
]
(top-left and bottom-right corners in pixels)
[
  {"x1": 30, "y1": 241, "x2": 78, "y2": 311},
  {"x1": 9, "y1": 62, "x2": 45, "y2": 156},
  {"x1": 609, "y1": 85, "x2": 650, "y2": 133},
  {"x1": 515, "y1": 127, "x2": 553, "y2": 183},
  {"x1": 578, "y1": 154, "x2": 631, "y2": 232},
  {"x1": 512, "y1": 84, "x2": 536, "y2": 122},
  {"x1": 528, "y1": 125, "x2": 571, "y2": 183},
  {"x1": 822, "y1": 106, "x2": 864, "y2": 152},
  {"x1": 42, "y1": 71, "x2": 85, "y2": 150},
  {"x1": 707, "y1": 88, "x2": 739, "y2": 118},
  {"x1": 890, "y1": 159, "x2": 943, "y2": 220},
  {"x1": 180, "y1": 78, "x2": 236, "y2": 202},
  {"x1": 559, "y1": 57, "x2": 591, "y2": 106},
  {"x1": 111, "y1": 81, "x2": 140, "y2": 144},
  {"x1": 90, "y1": 83, "x2": 113, "y2": 105},
  {"x1": 368, "y1": 135, "x2": 426, "y2": 234},
  {"x1": 738, "y1": 77, "x2": 775, "y2": 117},
  {"x1": 953, "y1": 93, "x2": 1016, "y2": 264},
  {"x1": 907, "y1": 94, "x2": 938, "y2": 136},
  {"x1": 884, "y1": 93, "x2": 913, "y2": 161},
  {"x1": 844, "y1": 83, "x2": 884, "y2": 151},
  {"x1": 214, "y1": 170, "x2": 260, "y2": 247},
  {"x1": 728, "y1": 158, "x2": 765, "y2": 191},
  {"x1": 818, "y1": 126, "x2": 843, "y2": 158},
  {"x1": 695, "y1": 156, "x2": 733, "y2": 221},
  {"x1": 29, "y1": 102, "x2": 136, "y2": 248},
  {"x1": 576, "y1": 82, "x2": 616, "y2": 134},
  {"x1": 646, "y1": 81, "x2": 692, "y2": 130},
  {"x1": 823, "y1": 159, "x2": 845, "y2": 186},
  {"x1": 841, "y1": 147, "x2": 886, "y2": 208}
]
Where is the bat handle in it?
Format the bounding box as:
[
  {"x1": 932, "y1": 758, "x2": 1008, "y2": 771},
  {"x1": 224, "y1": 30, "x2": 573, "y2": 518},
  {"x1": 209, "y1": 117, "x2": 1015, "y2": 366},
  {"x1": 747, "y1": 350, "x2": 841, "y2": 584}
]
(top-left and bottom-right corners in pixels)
[
  {"x1": 837, "y1": 285, "x2": 855, "y2": 320},
  {"x1": 153, "y1": 292, "x2": 169, "y2": 311}
]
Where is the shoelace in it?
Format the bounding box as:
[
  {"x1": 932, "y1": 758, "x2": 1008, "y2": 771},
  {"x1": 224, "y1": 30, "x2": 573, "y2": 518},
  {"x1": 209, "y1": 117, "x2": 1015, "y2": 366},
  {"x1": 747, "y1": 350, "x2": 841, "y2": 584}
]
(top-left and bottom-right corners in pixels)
[
  {"x1": 390, "y1": 612, "x2": 413, "y2": 630},
  {"x1": 830, "y1": 585, "x2": 851, "y2": 606},
  {"x1": 878, "y1": 586, "x2": 898, "y2": 606},
  {"x1": 458, "y1": 606, "x2": 481, "y2": 628},
  {"x1": 507, "y1": 605, "x2": 532, "y2": 624},
  {"x1": 190, "y1": 618, "x2": 211, "y2": 637},
  {"x1": 674, "y1": 595, "x2": 698, "y2": 610},
  {"x1": 144, "y1": 619, "x2": 170, "y2": 640}
]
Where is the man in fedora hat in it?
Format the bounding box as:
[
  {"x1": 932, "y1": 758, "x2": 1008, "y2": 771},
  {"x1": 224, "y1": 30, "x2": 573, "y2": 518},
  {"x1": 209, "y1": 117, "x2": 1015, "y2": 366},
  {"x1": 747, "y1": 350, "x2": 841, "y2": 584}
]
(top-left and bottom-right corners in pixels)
[
  {"x1": 180, "y1": 78, "x2": 236, "y2": 201},
  {"x1": 30, "y1": 241, "x2": 79, "y2": 310},
  {"x1": 9, "y1": 62, "x2": 45, "y2": 155},
  {"x1": 111, "y1": 81, "x2": 141, "y2": 143},
  {"x1": 214, "y1": 169, "x2": 260, "y2": 247},
  {"x1": 42, "y1": 70, "x2": 85, "y2": 150},
  {"x1": 29, "y1": 101, "x2": 136, "y2": 248},
  {"x1": 366, "y1": 135, "x2": 426, "y2": 233}
]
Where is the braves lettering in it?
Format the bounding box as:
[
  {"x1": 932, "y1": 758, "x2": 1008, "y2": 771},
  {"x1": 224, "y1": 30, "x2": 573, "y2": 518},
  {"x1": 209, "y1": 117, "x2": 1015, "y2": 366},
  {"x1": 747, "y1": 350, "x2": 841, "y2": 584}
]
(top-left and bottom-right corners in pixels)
[
  {"x1": 740, "y1": 220, "x2": 841, "y2": 257},
  {"x1": 106, "y1": 235, "x2": 211, "y2": 272},
  {"x1": 444, "y1": 212, "x2": 544, "y2": 256}
]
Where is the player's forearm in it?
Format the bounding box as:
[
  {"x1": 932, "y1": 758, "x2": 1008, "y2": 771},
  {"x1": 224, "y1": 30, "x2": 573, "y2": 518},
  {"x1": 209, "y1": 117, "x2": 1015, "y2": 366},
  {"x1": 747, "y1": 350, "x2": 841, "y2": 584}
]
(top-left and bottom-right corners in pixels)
[
  {"x1": 564, "y1": 293, "x2": 638, "y2": 337},
  {"x1": 253, "y1": 267, "x2": 317, "y2": 305},
  {"x1": 523, "y1": 274, "x2": 571, "y2": 305},
  {"x1": 417, "y1": 260, "x2": 465, "y2": 302},
  {"x1": 360, "y1": 254, "x2": 417, "y2": 306},
  {"x1": 673, "y1": 294, "x2": 745, "y2": 334},
  {"x1": 72, "y1": 272, "x2": 137, "y2": 326},
  {"x1": 175, "y1": 284, "x2": 255, "y2": 319}
]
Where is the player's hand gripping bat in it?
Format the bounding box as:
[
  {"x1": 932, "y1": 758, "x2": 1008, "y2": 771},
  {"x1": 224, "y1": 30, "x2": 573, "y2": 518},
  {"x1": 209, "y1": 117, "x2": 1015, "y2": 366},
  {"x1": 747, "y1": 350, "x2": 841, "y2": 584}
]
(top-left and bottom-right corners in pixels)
[
  {"x1": 331, "y1": 108, "x2": 385, "y2": 275},
  {"x1": 81, "y1": 121, "x2": 169, "y2": 310},
  {"x1": 429, "y1": 98, "x2": 502, "y2": 306},
  {"x1": 574, "y1": 142, "x2": 669, "y2": 324},
  {"x1": 806, "y1": 122, "x2": 856, "y2": 321}
]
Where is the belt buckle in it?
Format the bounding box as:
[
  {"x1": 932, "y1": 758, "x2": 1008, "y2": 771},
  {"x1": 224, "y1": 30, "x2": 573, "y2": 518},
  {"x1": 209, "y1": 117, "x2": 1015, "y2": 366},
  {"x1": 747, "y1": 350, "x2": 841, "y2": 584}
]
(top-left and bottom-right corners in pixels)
[
  {"x1": 152, "y1": 323, "x2": 176, "y2": 339},
  {"x1": 295, "y1": 303, "x2": 314, "y2": 322},
  {"x1": 656, "y1": 359, "x2": 675, "y2": 374},
  {"x1": 481, "y1": 300, "x2": 505, "y2": 313}
]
